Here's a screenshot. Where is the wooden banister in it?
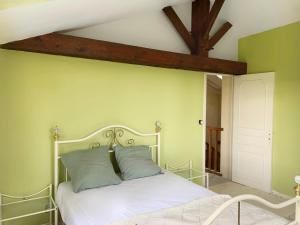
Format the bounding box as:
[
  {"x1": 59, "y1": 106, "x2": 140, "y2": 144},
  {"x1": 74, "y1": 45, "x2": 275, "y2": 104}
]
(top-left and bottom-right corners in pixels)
[
  {"x1": 206, "y1": 126, "x2": 224, "y2": 132},
  {"x1": 206, "y1": 126, "x2": 223, "y2": 174}
]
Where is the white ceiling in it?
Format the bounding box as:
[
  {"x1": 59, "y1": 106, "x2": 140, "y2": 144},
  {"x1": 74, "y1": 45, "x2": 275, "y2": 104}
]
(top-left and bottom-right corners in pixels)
[
  {"x1": 210, "y1": 0, "x2": 300, "y2": 60},
  {"x1": 1, "y1": 0, "x2": 300, "y2": 60},
  {"x1": 67, "y1": 0, "x2": 300, "y2": 60},
  {"x1": 0, "y1": 0, "x2": 192, "y2": 44}
]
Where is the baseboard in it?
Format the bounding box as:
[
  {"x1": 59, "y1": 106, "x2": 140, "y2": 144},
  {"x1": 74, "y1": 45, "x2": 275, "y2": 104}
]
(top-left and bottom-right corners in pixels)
[{"x1": 271, "y1": 190, "x2": 292, "y2": 200}]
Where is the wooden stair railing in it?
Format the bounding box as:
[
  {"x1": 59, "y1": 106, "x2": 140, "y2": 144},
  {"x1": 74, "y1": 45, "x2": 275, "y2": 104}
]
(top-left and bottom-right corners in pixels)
[{"x1": 206, "y1": 126, "x2": 223, "y2": 175}]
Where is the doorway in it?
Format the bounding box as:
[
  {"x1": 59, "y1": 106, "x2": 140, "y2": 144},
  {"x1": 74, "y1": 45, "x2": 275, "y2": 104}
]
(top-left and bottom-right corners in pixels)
[
  {"x1": 203, "y1": 72, "x2": 274, "y2": 192},
  {"x1": 205, "y1": 75, "x2": 223, "y2": 175},
  {"x1": 204, "y1": 74, "x2": 233, "y2": 182}
]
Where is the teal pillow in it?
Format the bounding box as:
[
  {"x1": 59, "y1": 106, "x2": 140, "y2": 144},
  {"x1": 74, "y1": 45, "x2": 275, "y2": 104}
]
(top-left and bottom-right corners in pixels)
[
  {"x1": 114, "y1": 145, "x2": 161, "y2": 180},
  {"x1": 61, "y1": 147, "x2": 121, "y2": 193}
]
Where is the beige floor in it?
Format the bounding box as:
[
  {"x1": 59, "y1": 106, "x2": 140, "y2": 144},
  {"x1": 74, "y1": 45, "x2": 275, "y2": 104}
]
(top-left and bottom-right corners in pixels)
[{"x1": 209, "y1": 174, "x2": 295, "y2": 220}]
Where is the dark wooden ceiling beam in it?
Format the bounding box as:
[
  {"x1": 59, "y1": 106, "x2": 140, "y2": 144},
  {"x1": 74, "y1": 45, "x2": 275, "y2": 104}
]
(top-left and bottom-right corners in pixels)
[
  {"x1": 208, "y1": 22, "x2": 232, "y2": 49},
  {"x1": 203, "y1": 0, "x2": 225, "y2": 38},
  {"x1": 164, "y1": 0, "x2": 232, "y2": 58},
  {"x1": 191, "y1": 0, "x2": 210, "y2": 57},
  {"x1": 163, "y1": 6, "x2": 196, "y2": 53},
  {"x1": 1, "y1": 33, "x2": 247, "y2": 75}
]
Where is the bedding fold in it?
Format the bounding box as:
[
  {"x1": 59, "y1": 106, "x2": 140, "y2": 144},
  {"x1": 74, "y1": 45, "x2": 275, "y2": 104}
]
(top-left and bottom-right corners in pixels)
[
  {"x1": 56, "y1": 171, "x2": 289, "y2": 225},
  {"x1": 109, "y1": 195, "x2": 289, "y2": 225}
]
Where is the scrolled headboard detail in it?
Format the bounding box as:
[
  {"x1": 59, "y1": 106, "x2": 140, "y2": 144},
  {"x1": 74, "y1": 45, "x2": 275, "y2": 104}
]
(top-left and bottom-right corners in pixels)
[
  {"x1": 104, "y1": 128, "x2": 136, "y2": 148},
  {"x1": 51, "y1": 122, "x2": 161, "y2": 200}
]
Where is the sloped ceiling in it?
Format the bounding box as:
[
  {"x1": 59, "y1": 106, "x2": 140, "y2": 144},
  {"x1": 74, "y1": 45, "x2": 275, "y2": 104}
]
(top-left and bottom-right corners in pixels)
[
  {"x1": 211, "y1": 0, "x2": 300, "y2": 60},
  {"x1": 1, "y1": 0, "x2": 300, "y2": 61},
  {"x1": 66, "y1": 0, "x2": 300, "y2": 60},
  {"x1": 0, "y1": 0, "x2": 192, "y2": 44}
]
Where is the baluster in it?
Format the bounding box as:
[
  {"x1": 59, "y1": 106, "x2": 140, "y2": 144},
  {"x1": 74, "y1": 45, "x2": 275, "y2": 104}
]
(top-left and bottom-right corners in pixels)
[
  {"x1": 208, "y1": 128, "x2": 212, "y2": 170},
  {"x1": 214, "y1": 130, "x2": 218, "y2": 171},
  {"x1": 238, "y1": 201, "x2": 241, "y2": 225}
]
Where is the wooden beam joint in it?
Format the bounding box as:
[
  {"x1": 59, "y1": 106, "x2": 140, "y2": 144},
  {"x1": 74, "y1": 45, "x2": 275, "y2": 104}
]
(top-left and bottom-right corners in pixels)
[
  {"x1": 163, "y1": 6, "x2": 196, "y2": 53},
  {"x1": 208, "y1": 21, "x2": 232, "y2": 49},
  {"x1": 192, "y1": 0, "x2": 210, "y2": 57},
  {"x1": 190, "y1": 0, "x2": 231, "y2": 56},
  {"x1": 204, "y1": 0, "x2": 225, "y2": 38}
]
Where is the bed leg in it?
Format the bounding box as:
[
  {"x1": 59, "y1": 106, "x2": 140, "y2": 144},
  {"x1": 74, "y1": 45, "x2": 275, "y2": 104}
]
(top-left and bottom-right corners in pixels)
[
  {"x1": 49, "y1": 185, "x2": 53, "y2": 225},
  {"x1": 295, "y1": 176, "x2": 300, "y2": 224},
  {"x1": 0, "y1": 193, "x2": 2, "y2": 225},
  {"x1": 295, "y1": 197, "x2": 300, "y2": 224},
  {"x1": 206, "y1": 173, "x2": 209, "y2": 189},
  {"x1": 54, "y1": 209, "x2": 58, "y2": 225}
]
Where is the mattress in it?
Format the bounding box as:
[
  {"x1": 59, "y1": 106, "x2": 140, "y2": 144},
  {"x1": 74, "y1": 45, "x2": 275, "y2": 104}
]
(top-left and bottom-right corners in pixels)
[{"x1": 56, "y1": 171, "x2": 215, "y2": 225}]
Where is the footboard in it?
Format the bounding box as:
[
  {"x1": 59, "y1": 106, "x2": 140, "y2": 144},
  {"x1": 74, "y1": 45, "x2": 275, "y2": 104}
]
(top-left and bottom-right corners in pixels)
[{"x1": 202, "y1": 176, "x2": 300, "y2": 225}]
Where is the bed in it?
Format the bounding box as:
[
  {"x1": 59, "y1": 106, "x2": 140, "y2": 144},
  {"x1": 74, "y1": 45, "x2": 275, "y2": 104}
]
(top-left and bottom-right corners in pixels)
[
  {"x1": 56, "y1": 171, "x2": 214, "y2": 225},
  {"x1": 52, "y1": 122, "x2": 300, "y2": 225}
]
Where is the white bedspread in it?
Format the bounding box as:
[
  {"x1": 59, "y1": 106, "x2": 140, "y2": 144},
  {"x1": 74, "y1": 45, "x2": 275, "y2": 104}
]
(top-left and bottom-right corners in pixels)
[
  {"x1": 56, "y1": 171, "x2": 215, "y2": 225},
  {"x1": 109, "y1": 195, "x2": 289, "y2": 225}
]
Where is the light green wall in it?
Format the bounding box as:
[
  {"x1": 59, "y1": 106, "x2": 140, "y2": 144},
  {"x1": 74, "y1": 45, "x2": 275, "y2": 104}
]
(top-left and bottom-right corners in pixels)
[
  {"x1": 0, "y1": 49, "x2": 204, "y2": 224},
  {"x1": 239, "y1": 21, "x2": 300, "y2": 196},
  {"x1": 0, "y1": 0, "x2": 46, "y2": 9}
]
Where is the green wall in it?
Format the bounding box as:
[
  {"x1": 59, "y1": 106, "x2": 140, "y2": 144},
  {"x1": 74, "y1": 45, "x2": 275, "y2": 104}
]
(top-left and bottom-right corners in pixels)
[
  {"x1": 0, "y1": 0, "x2": 46, "y2": 9},
  {"x1": 239, "y1": 21, "x2": 300, "y2": 196},
  {"x1": 0, "y1": 49, "x2": 204, "y2": 224}
]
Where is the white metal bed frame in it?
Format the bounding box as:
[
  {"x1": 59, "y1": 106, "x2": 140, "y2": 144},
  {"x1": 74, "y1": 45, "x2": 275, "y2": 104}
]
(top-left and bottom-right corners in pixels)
[
  {"x1": 0, "y1": 185, "x2": 57, "y2": 225},
  {"x1": 51, "y1": 122, "x2": 300, "y2": 225},
  {"x1": 202, "y1": 176, "x2": 300, "y2": 225},
  {"x1": 1, "y1": 122, "x2": 299, "y2": 225},
  {"x1": 52, "y1": 122, "x2": 162, "y2": 225}
]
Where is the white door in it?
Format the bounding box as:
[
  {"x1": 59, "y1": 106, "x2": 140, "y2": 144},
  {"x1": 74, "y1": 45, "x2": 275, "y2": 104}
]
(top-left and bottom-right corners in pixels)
[{"x1": 232, "y1": 72, "x2": 274, "y2": 192}]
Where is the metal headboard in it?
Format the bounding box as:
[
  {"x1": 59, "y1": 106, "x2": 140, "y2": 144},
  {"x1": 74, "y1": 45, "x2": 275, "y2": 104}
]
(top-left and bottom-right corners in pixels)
[
  {"x1": 52, "y1": 121, "x2": 161, "y2": 192},
  {"x1": 51, "y1": 122, "x2": 161, "y2": 224}
]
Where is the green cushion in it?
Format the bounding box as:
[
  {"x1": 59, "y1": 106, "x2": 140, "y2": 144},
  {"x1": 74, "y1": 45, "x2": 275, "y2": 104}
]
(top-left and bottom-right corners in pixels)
[
  {"x1": 61, "y1": 147, "x2": 121, "y2": 193},
  {"x1": 114, "y1": 145, "x2": 161, "y2": 180}
]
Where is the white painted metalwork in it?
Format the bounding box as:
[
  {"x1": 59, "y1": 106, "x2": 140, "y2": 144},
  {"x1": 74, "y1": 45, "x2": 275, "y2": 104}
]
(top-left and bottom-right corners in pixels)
[
  {"x1": 1, "y1": 196, "x2": 49, "y2": 207},
  {"x1": 202, "y1": 176, "x2": 300, "y2": 225},
  {"x1": 0, "y1": 184, "x2": 57, "y2": 224},
  {"x1": 50, "y1": 122, "x2": 300, "y2": 225},
  {"x1": 0, "y1": 193, "x2": 2, "y2": 225},
  {"x1": 165, "y1": 160, "x2": 209, "y2": 189},
  {"x1": 52, "y1": 122, "x2": 161, "y2": 225},
  {"x1": 49, "y1": 184, "x2": 53, "y2": 225},
  {"x1": 1, "y1": 186, "x2": 50, "y2": 199},
  {"x1": 55, "y1": 125, "x2": 160, "y2": 145}
]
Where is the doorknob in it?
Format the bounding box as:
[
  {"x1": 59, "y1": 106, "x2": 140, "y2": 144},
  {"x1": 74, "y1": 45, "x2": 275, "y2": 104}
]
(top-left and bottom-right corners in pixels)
[{"x1": 199, "y1": 120, "x2": 204, "y2": 126}]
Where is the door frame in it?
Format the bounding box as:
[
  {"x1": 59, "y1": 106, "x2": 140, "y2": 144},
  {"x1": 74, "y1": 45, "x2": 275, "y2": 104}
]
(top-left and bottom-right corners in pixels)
[{"x1": 202, "y1": 73, "x2": 207, "y2": 175}]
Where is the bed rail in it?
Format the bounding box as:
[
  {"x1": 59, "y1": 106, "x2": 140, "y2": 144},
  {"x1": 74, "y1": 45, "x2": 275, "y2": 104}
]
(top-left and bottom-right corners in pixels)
[
  {"x1": 0, "y1": 185, "x2": 57, "y2": 225},
  {"x1": 202, "y1": 176, "x2": 300, "y2": 225}
]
